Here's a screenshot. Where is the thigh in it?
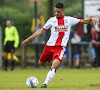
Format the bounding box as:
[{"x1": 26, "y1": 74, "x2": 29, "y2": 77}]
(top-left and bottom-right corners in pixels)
[
  {"x1": 73, "y1": 53, "x2": 80, "y2": 60},
  {"x1": 53, "y1": 46, "x2": 66, "y2": 63},
  {"x1": 4, "y1": 52, "x2": 8, "y2": 59},
  {"x1": 39, "y1": 45, "x2": 53, "y2": 63},
  {"x1": 4, "y1": 42, "x2": 10, "y2": 52},
  {"x1": 4, "y1": 41, "x2": 15, "y2": 53}
]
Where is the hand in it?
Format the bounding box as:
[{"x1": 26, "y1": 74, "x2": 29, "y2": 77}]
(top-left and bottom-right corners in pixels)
[
  {"x1": 21, "y1": 39, "x2": 29, "y2": 46},
  {"x1": 91, "y1": 17, "x2": 99, "y2": 25}
]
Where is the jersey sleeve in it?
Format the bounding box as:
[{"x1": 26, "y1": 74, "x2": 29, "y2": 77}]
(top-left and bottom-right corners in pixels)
[
  {"x1": 69, "y1": 17, "x2": 80, "y2": 27},
  {"x1": 43, "y1": 18, "x2": 52, "y2": 30},
  {"x1": 14, "y1": 27, "x2": 19, "y2": 48}
]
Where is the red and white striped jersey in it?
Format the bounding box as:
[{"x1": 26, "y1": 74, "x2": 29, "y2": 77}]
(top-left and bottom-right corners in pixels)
[{"x1": 43, "y1": 15, "x2": 80, "y2": 47}]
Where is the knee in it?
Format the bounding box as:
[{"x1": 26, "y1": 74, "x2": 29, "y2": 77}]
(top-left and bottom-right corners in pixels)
[
  {"x1": 51, "y1": 63, "x2": 59, "y2": 70},
  {"x1": 38, "y1": 61, "x2": 44, "y2": 66}
]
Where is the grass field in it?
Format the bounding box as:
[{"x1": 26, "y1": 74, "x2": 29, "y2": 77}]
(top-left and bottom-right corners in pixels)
[{"x1": 0, "y1": 68, "x2": 100, "y2": 90}]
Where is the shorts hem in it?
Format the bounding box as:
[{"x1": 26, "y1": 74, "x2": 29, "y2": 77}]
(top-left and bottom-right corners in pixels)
[{"x1": 39, "y1": 59, "x2": 46, "y2": 63}]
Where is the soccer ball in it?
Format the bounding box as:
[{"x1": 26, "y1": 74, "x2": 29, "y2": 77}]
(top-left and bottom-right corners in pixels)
[{"x1": 26, "y1": 76, "x2": 39, "y2": 88}]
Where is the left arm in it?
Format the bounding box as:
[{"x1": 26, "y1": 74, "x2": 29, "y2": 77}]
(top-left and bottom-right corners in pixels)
[
  {"x1": 80, "y1": 17, "x2": 99, "y2": 24},
  {"x1": 14, "y1": 27, "x2": 19, "y2": 48}
]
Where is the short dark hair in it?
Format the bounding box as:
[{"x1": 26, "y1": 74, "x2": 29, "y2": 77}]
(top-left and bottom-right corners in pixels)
[{"x1": 55, "y1": 3, "x2": 64, "y2": 9}]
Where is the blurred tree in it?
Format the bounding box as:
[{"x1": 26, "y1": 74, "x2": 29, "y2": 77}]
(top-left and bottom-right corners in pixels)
[
  {"x1": 0, "y1": 0, "x2": 34, "y2": 43},
  {"x1": 53, "y1": 0, "x2": 82, "y2": 17},
  {"x1": 0, "y1": 0, "x2": 82, "y2": 43},
  {"x1": 0, "y1": 0, "x2": 5, "y2": 5},
  {"x1": 64, "y1": 2, "x2": 82, "y2": 16},
  {"x1": 47, "y1": 0, "x2": 53, "y2": 19}
]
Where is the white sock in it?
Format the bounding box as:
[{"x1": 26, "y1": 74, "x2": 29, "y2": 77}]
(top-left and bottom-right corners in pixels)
[{"x1": 43, "y1": 69, "x2": 56, "y2": 85}]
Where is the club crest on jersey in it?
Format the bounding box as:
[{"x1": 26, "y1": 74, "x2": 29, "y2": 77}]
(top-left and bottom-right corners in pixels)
[{"x1": 55, "y1": 26, "x2": 67, "y2": 32}]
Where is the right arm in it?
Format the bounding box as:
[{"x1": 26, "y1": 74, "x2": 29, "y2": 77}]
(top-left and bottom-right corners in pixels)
[
  {"x1": 14, "y1": 27, "x2": 19, "y2": 48},
  {"x1": 21, "y1": 28, "x2": 45, "y2": 46},
  {"x1": 22, "y1": 17, "x2": 52, "y2": 46}
]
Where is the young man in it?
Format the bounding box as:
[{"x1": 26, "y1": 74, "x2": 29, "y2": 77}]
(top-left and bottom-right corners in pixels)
[
  {"x1": 4, "y1": 20, "x2": 19, "y2": 72},
  {"x1": 21, "y1": 3, "x2": 98, "y2": 88}
]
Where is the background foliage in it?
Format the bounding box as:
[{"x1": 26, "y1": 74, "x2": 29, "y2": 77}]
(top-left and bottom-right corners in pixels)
[
  {"x1": 53, "y1": 0, "x2": 82, "y2": 16},
  {"x1": 0, "y1": 0, "x2": 82, "y2": 44}
]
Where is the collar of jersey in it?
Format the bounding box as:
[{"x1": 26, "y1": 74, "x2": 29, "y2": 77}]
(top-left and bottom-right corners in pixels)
[{"x1": 56, "y1": 14, "x2": 65, "y2": 19}]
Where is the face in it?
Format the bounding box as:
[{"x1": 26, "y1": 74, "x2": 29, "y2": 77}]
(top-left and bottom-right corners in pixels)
[
  {"x1": 6, "y1": 20, "x2": 12, "y2": 27},
  {"x1": 54, "y1": 7, "x2": 64, "y2": 18},
  {"x1": 37, "y1": 19, "x2": 41, "y2": 26}
]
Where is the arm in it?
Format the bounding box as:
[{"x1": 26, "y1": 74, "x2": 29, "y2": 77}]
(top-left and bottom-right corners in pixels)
[
  {"x1": 22, "y1": 18, "x2": 52, "y2": 46},
  {"x1": 41, "y1": 30, "x2": 46, "y2": 44},
  {"x1": 80, "y1": 17, "x2": 99, "y2": 24},
  {"x1": 21, "y1": 28, "x2": 45, "y2": 46},
  {"x1": 14, "y1": 27, "x2": 19, "y2": 48}
]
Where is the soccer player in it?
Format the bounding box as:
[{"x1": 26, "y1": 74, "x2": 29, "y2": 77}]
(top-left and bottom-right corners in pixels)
[{"x1": 21, "y1": 3, "x2": 99, "y2": 88}]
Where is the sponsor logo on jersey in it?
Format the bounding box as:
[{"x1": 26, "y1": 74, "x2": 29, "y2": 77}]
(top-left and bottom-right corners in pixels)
[{"x1": 55, "y1": 26, "x2": 67, "y2": 32}]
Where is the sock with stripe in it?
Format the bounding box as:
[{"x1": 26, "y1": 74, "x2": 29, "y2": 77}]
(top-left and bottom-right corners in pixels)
[{"x1": 43, "y1": 69, "x2": 56, "y2": 85}]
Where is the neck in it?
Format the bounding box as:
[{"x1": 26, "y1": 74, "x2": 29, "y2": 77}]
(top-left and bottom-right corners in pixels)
[
  {"x1": 59, "y1": 14, "x2": 64, "y2": 18},
  {"x1": 56, "y1": 14, "x2": 64, "y2": 19}
]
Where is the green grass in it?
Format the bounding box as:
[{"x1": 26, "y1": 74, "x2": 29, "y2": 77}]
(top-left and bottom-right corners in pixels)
[{"x1": 0, "y1": 69, "x2": 100, "y2": 90}]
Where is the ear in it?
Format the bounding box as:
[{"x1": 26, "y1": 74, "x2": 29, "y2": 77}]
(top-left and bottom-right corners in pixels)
[{"x1": 63, "y1": 9, "x2": 65, "y2": 12}]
